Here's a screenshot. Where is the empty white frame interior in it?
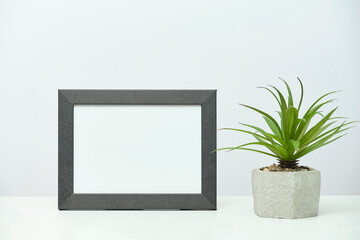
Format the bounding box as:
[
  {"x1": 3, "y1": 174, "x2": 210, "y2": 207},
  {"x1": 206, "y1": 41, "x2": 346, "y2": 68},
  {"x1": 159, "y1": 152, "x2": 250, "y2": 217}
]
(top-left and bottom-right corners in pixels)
[{"x1": 73, "y1": 105, "x2": 202, "y2": 194}]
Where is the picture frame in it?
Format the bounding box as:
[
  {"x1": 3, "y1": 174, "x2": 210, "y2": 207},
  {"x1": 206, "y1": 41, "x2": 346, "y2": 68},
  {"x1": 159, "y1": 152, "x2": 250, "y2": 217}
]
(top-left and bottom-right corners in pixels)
[{"x1": 58, "y1": 90, "x2": 217, "y2": 210}]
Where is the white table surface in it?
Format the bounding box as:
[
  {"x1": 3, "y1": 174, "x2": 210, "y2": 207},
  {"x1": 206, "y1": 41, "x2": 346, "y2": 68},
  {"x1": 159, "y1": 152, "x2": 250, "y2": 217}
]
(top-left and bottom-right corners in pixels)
[{"x1": 0, "y1": 196, "x2": 359, "y2": 240}]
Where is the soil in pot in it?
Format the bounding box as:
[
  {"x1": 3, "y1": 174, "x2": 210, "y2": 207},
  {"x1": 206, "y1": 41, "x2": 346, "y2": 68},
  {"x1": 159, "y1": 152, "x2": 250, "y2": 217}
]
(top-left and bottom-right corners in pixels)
[{"x1": 260, "y1": 163, "x2": 310, "y2": 172}]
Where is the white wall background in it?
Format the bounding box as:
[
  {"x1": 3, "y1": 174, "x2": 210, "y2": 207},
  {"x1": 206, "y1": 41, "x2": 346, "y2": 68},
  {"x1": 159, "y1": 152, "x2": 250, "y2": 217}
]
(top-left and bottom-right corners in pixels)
[{"x1": 0, "y1": 0, "x2": 359, "y2": 196}]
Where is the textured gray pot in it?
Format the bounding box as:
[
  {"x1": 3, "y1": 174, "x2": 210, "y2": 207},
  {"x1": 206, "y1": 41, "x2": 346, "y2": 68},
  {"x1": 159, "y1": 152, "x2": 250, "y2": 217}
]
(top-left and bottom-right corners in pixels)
[{"x1": 252, "y1": 168, "x2": 321, "y2": 219}]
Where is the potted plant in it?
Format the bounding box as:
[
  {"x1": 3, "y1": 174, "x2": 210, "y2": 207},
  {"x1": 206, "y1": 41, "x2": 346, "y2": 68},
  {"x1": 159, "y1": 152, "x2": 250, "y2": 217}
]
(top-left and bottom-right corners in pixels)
[{"x1": 216, "y1": 78, "x2": 356, "y2": 219}]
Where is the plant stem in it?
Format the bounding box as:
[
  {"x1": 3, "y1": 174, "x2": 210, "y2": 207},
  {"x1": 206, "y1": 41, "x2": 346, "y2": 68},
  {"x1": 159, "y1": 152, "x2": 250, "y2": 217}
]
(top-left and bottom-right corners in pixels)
[{"x1": 277, "y1": 160, "x2": 299, "y2": 169}]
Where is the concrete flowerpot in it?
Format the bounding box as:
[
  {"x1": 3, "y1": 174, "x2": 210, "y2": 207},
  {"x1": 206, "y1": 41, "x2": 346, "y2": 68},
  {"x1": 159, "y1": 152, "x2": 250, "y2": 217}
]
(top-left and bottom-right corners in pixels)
[{"x1": 252, "y1": 168, "x2": 321, "y2": 219}]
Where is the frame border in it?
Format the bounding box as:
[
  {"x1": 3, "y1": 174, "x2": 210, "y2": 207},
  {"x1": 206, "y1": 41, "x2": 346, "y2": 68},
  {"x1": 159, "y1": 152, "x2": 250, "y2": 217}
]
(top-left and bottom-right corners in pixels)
[{"x1": 58, "y1": 90, "x2": 216, "y2": 210}]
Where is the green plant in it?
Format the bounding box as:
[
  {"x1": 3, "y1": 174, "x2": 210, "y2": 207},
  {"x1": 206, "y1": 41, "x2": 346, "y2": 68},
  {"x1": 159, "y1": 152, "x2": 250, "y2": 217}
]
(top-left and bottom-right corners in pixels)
[{"x1": 216, "y1": 78, "x2": 356, "y2": 169}]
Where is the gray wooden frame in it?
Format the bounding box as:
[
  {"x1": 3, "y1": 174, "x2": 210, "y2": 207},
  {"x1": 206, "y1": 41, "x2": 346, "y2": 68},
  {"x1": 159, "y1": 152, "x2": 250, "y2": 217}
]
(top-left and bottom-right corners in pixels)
[{"x1": 58, "y1": 90, "x2": 216, "y2": 210}]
